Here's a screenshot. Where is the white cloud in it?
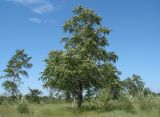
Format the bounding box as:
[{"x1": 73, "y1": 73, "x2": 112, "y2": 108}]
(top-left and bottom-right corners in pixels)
[
  {"x1": 28, "y1": 18, "x2": 42, "y2": 23},
  {"x1": 4, "y1": 0, "x2": 54, "y2": 14},
  {"x1": 32, "y1": 4, "x2": 53, "y2": 14},
  {"x1": 28, "y1": 17, "x2": 54, "y2": 24},
  {"x1": 12, "y1": 0, "x2": 44, "y2": 5}
]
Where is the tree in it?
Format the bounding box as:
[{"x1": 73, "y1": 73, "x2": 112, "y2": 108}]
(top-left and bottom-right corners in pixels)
[
  {"x1": 26, "y1": 88, "x2": 42, "y2": 104},
  {"x1": 1, "y1": 49, "x2": 32, "y2": 99},
  {"x1": 122, "y1": 74, "x2": 145, "y2": 95},
  {"x1": 41, "y1": 6, "x2": 119, "y2": 109}
]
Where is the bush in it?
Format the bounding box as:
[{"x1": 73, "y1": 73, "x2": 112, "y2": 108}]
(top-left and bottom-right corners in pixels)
[
  {"x1": 17, "y1": 102, "x2": 29, "y2": 114},
  {"x1": 137, "y1": 94, "x2": 160, "y2": 111},
  {"x1": 94, "y1": 88, "x2": 112, "y2": 110},
  {"x1": 26, "y1": 88, "x2": 42, "y2": 104},
  {"x1": 16, "y1": 96, "x2": 29, "y2": 114},
  {"x1": 87, "y1": 88, "x2": 135, "y2": 112},
  {"x1": 86, "y1": 88, "x2": 160, "y2": 113},
  {"x1": 116, "y1": 96, "x2": 135, "y2": 113}
]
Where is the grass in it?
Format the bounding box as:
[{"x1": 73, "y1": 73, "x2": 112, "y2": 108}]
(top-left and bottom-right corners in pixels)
[{"x1": 0, "y1": 102, "x2": 160, "y2": 117}]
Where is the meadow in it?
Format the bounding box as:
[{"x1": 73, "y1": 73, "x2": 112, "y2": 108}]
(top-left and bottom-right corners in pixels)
[{"x1": 0, "y1": 101, "x2": 160, "y2": 117}]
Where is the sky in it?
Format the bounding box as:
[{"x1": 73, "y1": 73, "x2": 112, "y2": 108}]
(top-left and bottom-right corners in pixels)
[{"x1": 0, "y1": 0, "x2": 160, "y2": 95}]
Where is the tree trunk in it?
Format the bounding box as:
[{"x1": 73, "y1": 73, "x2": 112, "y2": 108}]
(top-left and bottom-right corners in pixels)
[
  {"x1": 11, "y1": 91, "x2": 16, "y2": 101},
  {"x1": 77, "y1": 81, "x2": 83, "y2": 110},
  {"x1": 65, "y1": 91, "x2": 71, "y2": 102}
]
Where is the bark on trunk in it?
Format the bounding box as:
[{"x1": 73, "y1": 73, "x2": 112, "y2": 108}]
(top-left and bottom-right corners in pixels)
[{"x1": 77, "y1": 81, "x2": 83, "y2": 110}]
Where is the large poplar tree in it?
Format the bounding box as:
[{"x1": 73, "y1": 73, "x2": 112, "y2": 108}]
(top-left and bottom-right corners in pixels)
[
  {"x1": 41, "y1": 6, "x2": 119, "y2": 109},
  {"x1": 1, "y1": 49, "x2": 32, "y2": 99}
]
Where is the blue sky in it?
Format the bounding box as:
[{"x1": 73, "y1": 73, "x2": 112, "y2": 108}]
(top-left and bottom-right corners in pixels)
[{"x1": 0, "y1": 0, "x2": 160, "y2": 95}]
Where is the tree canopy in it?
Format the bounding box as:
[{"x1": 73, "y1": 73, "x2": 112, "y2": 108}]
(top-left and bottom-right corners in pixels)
[
  {"x1": 41, "y1": 6, "x2": 120, "y2": 109},
  {"x1": 1, "y1": 49, "x2": 32, "y2": 98}
]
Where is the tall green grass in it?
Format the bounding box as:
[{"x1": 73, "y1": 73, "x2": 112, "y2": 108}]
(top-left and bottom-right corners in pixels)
[
  {"x1": 0, "y1": 102, "x2": 160, "y2": 117},
  {"x1": 0, "y1": 90, "x2": 160, "y2": 117}
]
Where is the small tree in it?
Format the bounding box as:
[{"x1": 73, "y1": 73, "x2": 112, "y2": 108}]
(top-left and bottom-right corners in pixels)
[
  {"x1": 1, "y1": 49, "x2": 32, "y2": 99},
  {"x1": 41, "y1": 6, "x2": 119, "y2": 109},
  {"x1": 122, "y1": 74, "x2": 145, "y2": 95},
  {"x1": 26, "y1": 88, "x2": 42, "y2": 104}
]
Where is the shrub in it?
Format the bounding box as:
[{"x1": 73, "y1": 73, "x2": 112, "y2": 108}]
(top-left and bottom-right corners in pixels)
[
  {"x1": 16, "y1": 96, "x2": 29, "y2": 114},
  {"x1": 87, "y1": 88, "x2": 135, "y2": 112},
  {"x1": 26, "y1": 88, "x2": 42, "y2": 104},
  {"x1": 86, "y1": 87, "x2": 160, "y2": 113},
  {"x1": 116, "y1": 96, "x2": 135, "y2": 113},
  {"x1": 94, "y1": 88, "x2": 112, "y2": 110},
  {"x1": 17, "y1": 102, "x2": 29, "y2": 114},
  {"x1": 137, "y1": 94, "x2": 160, "y2": 111}
]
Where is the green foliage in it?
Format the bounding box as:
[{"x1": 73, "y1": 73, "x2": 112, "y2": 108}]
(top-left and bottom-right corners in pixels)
[
  {"x1": 41, "y1": 6, "x2": 119, "y2": 109},
  {"x1": 88, "y1": 88, "x2": 135, "y2": 112},
  {"x1": 2, "y1": 81, "x2": 19, "y2": 99},
  {"x1": 17, "y1": 102, "x2": 29, "y2": 114},
  {"x1": 0, "y1": 95, "x2": 9, "y2": 105},
  {"x1": 85, "y1": 82, "x2": 160, "y2": 113},
  {"x1": 116, "y1": 95, "x2": 136, "y2": 113},
  {"x1": 0, "y1": 5, "x2": 160, "y2": 117},
  {"x1": 40, "y1": 96, "x2": 60, "y2": 104},
  {"x1": 26, "y1": 88, "x2": 42, "y2": 104},
  {"x1": 122, "y1": 74, "x2": 145, "y2": 96},
  {"x1": 16, "y1": 97, "x2": 29, "y2": 114},
  {"x1": 86, "y1": 74, "x2": 159, "y2": 112},
  {"x1": 93, "y1": 88, "x2": 112, "y2": 109},
  {"x1": 136, "y1": 93, "x2": 160, "y2": 111},
  {"x1": 1, "y1": 49, "x2": 32, "y2": 98}
]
